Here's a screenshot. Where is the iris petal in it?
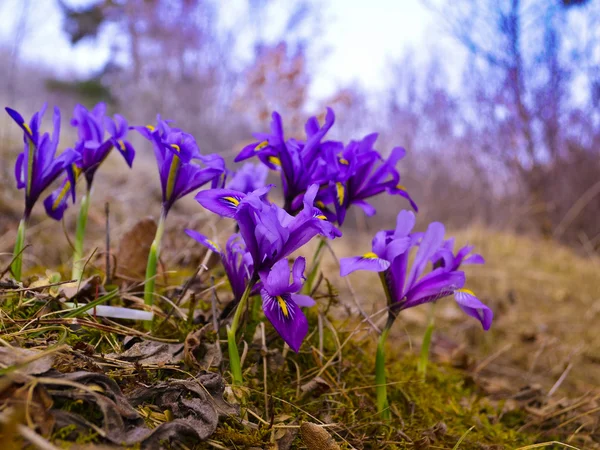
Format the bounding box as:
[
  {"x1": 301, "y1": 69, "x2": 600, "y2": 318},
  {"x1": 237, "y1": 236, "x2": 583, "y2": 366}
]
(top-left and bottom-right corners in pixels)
[
  {"x1": 340, "y1": 254, "x2": 390, "y2": 277},
  {"x1": 262, "y1": 291, "x2": 308, "y2": 353},
  {"x1": 454, "y1": 289, "x2": 493, "y2": 330}
]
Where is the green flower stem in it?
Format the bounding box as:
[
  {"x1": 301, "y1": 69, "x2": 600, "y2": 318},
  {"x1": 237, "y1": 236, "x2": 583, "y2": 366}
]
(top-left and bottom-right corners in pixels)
[
  {"x1": 144, "y1": 209, "x2": 167, "y2": 306},
  {"x1": 228, "y1": 278, "x2": 257, "y2": 385},
  {"x1": 417, "y1": 303, "x2": 436, "y2": 378},
  {"x1": 375, "y1": 327, "x2": 391, "y2": 420},
  {"x1": 302, "y1": 237, "x2": 326, "y2": 294},
  {"x1": 72, "y1": 188, "x2": 91, "y2": 282},
  {"x1": 11, "y1": 219, "x2": 27, "y2": 281}
]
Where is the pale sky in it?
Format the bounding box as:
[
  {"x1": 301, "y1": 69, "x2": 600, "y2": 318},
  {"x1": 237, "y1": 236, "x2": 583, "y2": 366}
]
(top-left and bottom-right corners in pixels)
[{"x1": 0, "y1": 0, "x2": 463, "y2": 99}]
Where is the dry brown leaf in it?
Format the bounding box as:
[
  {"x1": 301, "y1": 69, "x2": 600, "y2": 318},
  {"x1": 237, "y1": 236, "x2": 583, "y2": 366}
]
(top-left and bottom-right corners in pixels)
[
  {"x1": 106, "y1": 340, "x2": 183, "y2": 366},
  {"x1": 300, "y1": 422, "x2": 340, "y2": 450},
  {"x1": 184, "y1": 325, "x2": 222, "y2": 370},
  {"x1": 115, "y1": 217, "x2": 157, "y2": 281},
  {"x1": 0, "y1": 347, "x2": 55, "y2": 377}
]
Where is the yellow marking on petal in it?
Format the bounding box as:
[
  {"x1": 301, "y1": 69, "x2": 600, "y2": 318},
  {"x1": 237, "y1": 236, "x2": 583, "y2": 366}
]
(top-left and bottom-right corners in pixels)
[
  {"x1": 396, "y1": 184, "x2": 407, "y2": 191},
  {"x1": 206, "y1": 239, "x2": 221, "y2": 253},
  {"x1": 339, "y1": 157, "x2": 349, "y2": 165},
  {"x1": 362, "y1": 252, "x2": 378, "y2": 259},
  {"x1": 336, "y1": 182, "x2": 345, "y2": 205},
  {"x1": 145, "y1": 124, "x2": 155, "y2": 131},
  {"x1": 223, "y1": 196, "x2": 240, "y2": 207},
  {"x1": 456, "y1": 288, "x2": 475, "y2": 296},
  {"x1": 316, "y1": 214, "x2": 327, "y2": 220},
  {"x1": 23, "y1": 123, "x2": 32, "y2": 135},
  {"x1": 255, "y1": 140, "x2": 269, "y2": 151},
  {"x1": 315, "y1": 200, "x2": 325, "y2": 208},
  {"x1": 118, "y1": 140, "x2": 126, "y2": 151},
  {"x1": 268, "y1": 156, "x2": 281, "y2": 167},
  {"x1": 171, "y1": 144, "x2": 180, "y2": 152},
  {"x1": 276, "y1": 296, "x2": 289, "y2": 318},
  {"x1": 52, "y1": 181, "x2": 72, "y2": 210},
  {"x1": 165, "y1": 154, "x2": 181, "y2": 201}
]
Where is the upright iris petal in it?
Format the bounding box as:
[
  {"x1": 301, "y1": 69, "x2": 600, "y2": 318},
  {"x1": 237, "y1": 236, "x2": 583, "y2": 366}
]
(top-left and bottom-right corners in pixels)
[
  {"x1": 226, "y1": 162, "x2": 269, "y2": 194},
  {"x1": 235, "y1": 109, "x2": 336, "y2": 214}
]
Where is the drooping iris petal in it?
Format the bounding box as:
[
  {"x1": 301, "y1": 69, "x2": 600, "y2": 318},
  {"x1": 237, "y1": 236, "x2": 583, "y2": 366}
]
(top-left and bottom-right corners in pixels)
[
  {"x1": 402, "y1": 270, "x2": 466, "y2": 309},
  {"x1": 463, "y1": 254, "x2": 485, "y2": 265},
  {"x1": 184, "y1": 229, "x2": 223, "y2": 254},
  {"x1": 340, "y1": 253, "x2": 390, "y2": 277},
  {"x1": 454, "y1": 289, "x2": 494, "y2": 330},
  {"x1": 262, "y1": 292, "x2": 309, "y2": 353},
  {"x1": 291, "y1": 294, "x2": 316, "y2": 307},
  {"x1": 194, "y1": 188, "x2": 247, "y2": 218}
]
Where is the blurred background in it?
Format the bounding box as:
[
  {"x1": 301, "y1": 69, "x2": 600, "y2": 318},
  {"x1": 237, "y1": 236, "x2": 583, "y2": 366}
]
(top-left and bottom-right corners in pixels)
[
  {"x1": 1, "y1": 0, "x2": 599, "y2": 247},
  {"x1": 1, "y1": 0, "x2": 600, "y2": 402}
]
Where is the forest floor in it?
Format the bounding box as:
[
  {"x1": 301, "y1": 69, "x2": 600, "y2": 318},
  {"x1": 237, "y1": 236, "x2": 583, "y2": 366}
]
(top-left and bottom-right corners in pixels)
[{"x1": 1, "y1": 220, "x2": 600, "y2": 449}]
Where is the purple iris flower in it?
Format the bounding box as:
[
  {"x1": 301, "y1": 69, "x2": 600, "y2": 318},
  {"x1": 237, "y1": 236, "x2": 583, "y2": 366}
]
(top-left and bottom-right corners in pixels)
[
  {"x1": 320, "y1": 135, "x2": 418, "y2": 225},
  {"x1": 235, "y1": 109, "x2": 336, "y2": 213},
  {"x1": 340, "y1": 210, "x2": 492, "y2": 330},
  {"x1": 135, "y1": 115, "x2": 226, "y2": 215},
  {"x1": 70, "y1": 103, "x2": 135, "y2": 184},
  {"x1": 43, "y1": 103, "x2": 136, "y2": 220},
  {"x1": 226, "y1": 162, "x2": 269, "y2": 194},
  {"x1": 431, "y1": 238, "x2": 485, "y2": 271},
  {"x1": 5, "y1": 104, "x2": 79, "y2": 220},
  {"x1": 184, "y1": 232, "x2": 255, "y2": 302},
  {"x1": 195, "y1": 183, "x2": 341, "y2": 274},
  {"x1": 259, "y1": 257, "x2": 315, "y2": 352}
]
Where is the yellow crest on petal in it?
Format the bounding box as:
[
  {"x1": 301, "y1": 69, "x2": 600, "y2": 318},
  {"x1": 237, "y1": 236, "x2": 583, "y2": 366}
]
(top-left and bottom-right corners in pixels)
[
  {"x1": 276, "y1": 296, "x2": 289, "y2": 318},
  {"x1": 456, "y1": 288, "x2": 475, "y2": 296},
  {"x1": 255, "y1": 140, "x2": 269, "y2": 151},
  {"x1": 336, "y1": 182, "x2": 345, "y2": 205},
  {"x1": 206, "y1": 239, "x2": 221, "y2": 253},
  {"x1": 223, "y1": 196, "x2": 240, "y2": 207},
  {"x1": 268, "y1": 156, "x2": 281, "y2": 167},
  {"x1": 362, "y1": 252, "x2": 378, "y2": 259}
]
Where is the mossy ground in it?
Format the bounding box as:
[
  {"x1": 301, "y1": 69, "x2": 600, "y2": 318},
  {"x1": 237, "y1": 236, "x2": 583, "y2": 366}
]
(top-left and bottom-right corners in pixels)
[{"x1": 1, "y1": 226, "x2": 599, "y2": 449}]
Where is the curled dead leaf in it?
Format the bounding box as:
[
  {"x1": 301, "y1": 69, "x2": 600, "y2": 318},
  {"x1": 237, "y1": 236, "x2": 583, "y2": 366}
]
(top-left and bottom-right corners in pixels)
[{"x1": 184, "y1": 325, "x2": 222, "y2": 370}]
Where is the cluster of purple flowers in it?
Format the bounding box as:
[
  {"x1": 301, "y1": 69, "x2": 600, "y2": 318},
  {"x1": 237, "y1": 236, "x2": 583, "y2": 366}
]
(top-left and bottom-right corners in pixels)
[
  {"x1": 341, "y1": 210, "x2": 492, "y2": 331},
  {"x1": 5, "y1": 103, "x2": 492, "y2": 355},
  {"x1": 235, "y1": 109, "x2": 417, "y2": 224}
]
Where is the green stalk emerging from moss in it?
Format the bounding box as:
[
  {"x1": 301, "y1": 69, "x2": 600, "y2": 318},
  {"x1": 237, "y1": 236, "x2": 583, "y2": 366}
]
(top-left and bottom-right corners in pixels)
[
  {"x1": 11, "y1": 219, "x2": 27, "y2": 281},
  {"x1": 302, "y1": 237, "x2": 326, "y2": 295},
  {"x1": 227, "y1": 278, "x2": 257, "y2": 385},
  {"x1": 144, "y1": 208, "x2": 167, "y2": 306},
  {"x1": 72, "y1": 187, "x2": 91, "y2": 282},
  {"x1": 375, "y1": 326, "x2": 391, "y2": 420}
]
